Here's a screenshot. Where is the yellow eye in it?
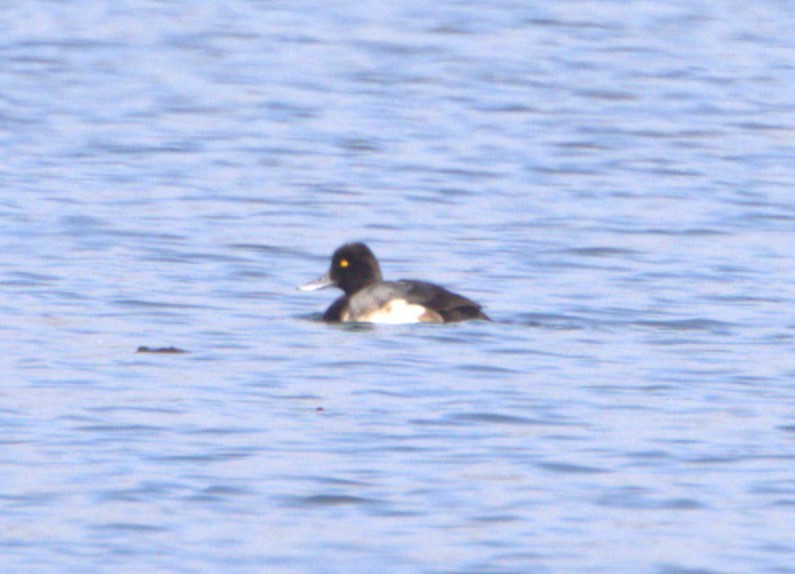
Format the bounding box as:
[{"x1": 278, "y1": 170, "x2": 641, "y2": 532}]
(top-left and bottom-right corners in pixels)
[{"x1": 340, "y1": 259, "x2": 349, "y2": 268}]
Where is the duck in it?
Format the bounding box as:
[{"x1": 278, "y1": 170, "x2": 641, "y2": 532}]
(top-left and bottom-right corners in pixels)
[{"x1": 299, "y1": 242, "x2": 490, "y2": 324}]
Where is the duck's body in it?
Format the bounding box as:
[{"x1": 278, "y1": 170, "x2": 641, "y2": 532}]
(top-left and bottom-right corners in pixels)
[
  {"x1": 325, "y1": 279, "x2": 488, "y2": 323},
  {"x1": 300, "y1": 243, "x2": 489, "y2": 324}
]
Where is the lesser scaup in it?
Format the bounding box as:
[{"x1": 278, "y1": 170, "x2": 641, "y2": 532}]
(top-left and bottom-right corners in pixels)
[{"x1": 299, "y1": 242, "x2": 490, "y2": 324}]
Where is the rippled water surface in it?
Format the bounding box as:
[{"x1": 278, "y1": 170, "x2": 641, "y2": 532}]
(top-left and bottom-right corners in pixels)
[{"x1": 3, "y1": 1, "x2": 795, "y2": 573}]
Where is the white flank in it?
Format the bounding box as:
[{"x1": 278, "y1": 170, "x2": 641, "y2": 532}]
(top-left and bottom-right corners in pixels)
[{"x1": 346, "y1": 299, "x2": 430, "y2": 324}]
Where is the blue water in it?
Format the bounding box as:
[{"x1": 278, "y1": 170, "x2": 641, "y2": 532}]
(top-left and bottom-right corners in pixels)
[{"x1": 3, "y1": 1, "x2": 795, "y2": 572}]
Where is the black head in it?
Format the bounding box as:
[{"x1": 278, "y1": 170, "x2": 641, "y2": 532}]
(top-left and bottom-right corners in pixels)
[{"x1": 329, "y1": 242, "x2": 383, "y2": 295}]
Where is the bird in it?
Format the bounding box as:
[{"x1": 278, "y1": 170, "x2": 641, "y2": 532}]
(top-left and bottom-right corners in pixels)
[{"x1": 299, "y1": 242, "x2": 490, "y2": 324}]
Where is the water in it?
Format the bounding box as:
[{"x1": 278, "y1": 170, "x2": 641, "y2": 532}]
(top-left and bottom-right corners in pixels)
[{"x1": 2, "y1": 1, "x2": 795, "y2": 572}]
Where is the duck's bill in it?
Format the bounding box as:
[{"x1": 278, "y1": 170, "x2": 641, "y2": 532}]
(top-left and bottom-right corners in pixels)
[{"x1": 298, "y1": 273, "x2": 335, "y2": 291}]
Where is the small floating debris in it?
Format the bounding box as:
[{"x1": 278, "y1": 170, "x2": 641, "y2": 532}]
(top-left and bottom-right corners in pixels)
[{"x1": 136, "y1": 346, "x2": 188, "y2": 354}]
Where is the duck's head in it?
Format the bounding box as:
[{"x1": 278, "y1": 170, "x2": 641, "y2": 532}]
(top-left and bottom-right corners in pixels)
[{"x1": 299, "y1": 242, "x2": 383, "y2": 296}]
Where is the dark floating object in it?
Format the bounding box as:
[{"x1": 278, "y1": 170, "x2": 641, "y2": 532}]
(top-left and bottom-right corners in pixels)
[{"x1": 136, "y1": 346, "x2": 188, "y2": 354}]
